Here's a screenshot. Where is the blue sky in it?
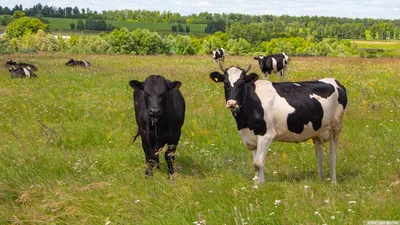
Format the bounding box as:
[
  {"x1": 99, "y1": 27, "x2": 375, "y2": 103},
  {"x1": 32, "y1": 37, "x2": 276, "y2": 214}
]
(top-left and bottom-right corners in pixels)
[{"x1": 2, "y1": 0, "x2": 399, "y2": 19}]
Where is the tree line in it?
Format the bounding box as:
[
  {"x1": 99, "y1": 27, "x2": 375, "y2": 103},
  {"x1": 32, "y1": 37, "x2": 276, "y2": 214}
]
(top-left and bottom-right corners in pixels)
[
  {"x1": 2, "y1": 13, "x2": 397, "y2": 58},
  {"x1": 1, "y1": 3, "x2": 400, "y2": 41}
]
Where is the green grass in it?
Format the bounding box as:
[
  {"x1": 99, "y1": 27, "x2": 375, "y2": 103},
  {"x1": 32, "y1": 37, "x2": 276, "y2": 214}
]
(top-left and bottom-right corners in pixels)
[
  {"x1": 45, "y1": 17, "x2": 208, "y2": 37},
  {"x1": 352, "y1": 40, "x2": 400, "y2": 50},
  {"x1": 0, "y1": 54, "x2": 399, "y2": 224}
]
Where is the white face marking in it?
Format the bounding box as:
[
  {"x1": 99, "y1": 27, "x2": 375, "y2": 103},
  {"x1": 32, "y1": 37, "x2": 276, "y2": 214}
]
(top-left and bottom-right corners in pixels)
[
  {"x1": 227, "y1": 67, "x2": 242, "y2": 87},
  {"x1": 83, "y1": 61, "x2": 89, "y2": 67},
  {"x1": 293, "y1": 83, "x2": 300, "y2": 86},
  {"x1": 212, "y1": 51, "x2": 216, "y2": 58}
]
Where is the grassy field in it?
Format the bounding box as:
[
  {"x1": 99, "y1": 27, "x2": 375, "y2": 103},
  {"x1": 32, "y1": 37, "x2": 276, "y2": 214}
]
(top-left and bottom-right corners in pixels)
[
  {"x1": 46, "y1": 17, "x2": 208, "y2": 37},
  {"x1": 0, "y1": 54, "x2": 399, "y2": 224},
  {"x1": 352, "y1": 40, "x2": 400, "y2": 50}
]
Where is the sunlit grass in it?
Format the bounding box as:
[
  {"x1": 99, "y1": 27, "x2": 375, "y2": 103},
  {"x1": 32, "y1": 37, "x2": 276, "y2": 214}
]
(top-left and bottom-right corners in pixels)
[{"x1": 0, "y1": 54, "x2": 399, "y2": 224}]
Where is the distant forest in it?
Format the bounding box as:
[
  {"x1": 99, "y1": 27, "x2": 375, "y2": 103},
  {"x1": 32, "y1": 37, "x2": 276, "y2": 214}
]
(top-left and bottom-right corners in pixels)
[{"x1": 1, "y1": 3, "x2": 400, "y2": 40}]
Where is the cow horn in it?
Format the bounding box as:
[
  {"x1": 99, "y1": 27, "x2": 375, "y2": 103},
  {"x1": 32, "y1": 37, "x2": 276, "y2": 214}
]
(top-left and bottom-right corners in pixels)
[
  {"x1": 244, "y1": 64, "x2": 251, "y2": 73},
  {"x1": 219, "y1": 62, "x2": 226, "y2": 72}
]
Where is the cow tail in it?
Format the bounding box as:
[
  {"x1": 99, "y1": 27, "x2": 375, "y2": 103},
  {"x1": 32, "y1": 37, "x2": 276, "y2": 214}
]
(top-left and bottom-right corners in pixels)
[{"x1": 132, "y1": 128, "x2": 140, "y2": 142}]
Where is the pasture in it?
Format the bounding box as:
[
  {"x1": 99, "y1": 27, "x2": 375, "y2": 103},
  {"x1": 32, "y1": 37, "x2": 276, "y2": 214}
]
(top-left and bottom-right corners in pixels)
[
  {"x1": 0, "y1": 54, "x2": 399, "y2": 224},
  {"x1": 46, "y1": 17, "x2": 208, "y2": 37}
]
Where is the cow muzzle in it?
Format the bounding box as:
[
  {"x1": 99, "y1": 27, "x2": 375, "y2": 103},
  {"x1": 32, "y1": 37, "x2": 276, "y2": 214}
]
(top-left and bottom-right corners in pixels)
[{"x1": 226, "y1": 99, "x2": 239, "y2": 110}]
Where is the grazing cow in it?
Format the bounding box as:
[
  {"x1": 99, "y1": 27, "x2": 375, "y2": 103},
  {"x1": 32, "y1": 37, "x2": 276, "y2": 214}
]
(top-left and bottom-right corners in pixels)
[
  {"x1": 129, "y1": 75, "x2": 186, "y2": 176},
  {"x1": 209, "y1": 64, "x2": 347, "y2": 184},
  {"x1": 5, "y1": 59, "x2": 38, "y2": 71},
  {"x1": 254, "y1": 53, "x2": 289, "y2": 79},
  {"x1": 9, "y1": 67, "x2": 38, "y2": 78},
  {"x1": 212, "y1": 48, "x2": 225, "y2": 63},
  {"x1": 65, "y1": 59, "x2": 91, "y2": 67}
]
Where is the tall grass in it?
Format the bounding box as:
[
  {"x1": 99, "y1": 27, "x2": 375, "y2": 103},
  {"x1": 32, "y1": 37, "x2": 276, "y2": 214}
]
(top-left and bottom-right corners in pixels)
[{"x1": 0, "y1": 54, "x2": 399, "y2": 224}]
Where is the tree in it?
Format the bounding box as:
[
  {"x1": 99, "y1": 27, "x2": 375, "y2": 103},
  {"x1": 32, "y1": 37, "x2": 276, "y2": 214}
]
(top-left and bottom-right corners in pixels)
[
  {"x1": 6, "y1": 17, "x2": 49, "y2": 38},
  {"x1": 77, "y1": 19, "x2": 84, "y2": 30},
  {"x1": 13, "y1": 10, "x2": 25, "y2": 19},
  {"x1": 177, "y1": 23, "x2": 184, "y2": 32},
  {"x1": 70, "y1": 22, "x2": 76, "y2": 30},
  {"x1": 171, "y1": 24, "x2": 177, "y2": 32},
  {"x1": 185, "y1": 25, "x2": 190, "y2": 33}
]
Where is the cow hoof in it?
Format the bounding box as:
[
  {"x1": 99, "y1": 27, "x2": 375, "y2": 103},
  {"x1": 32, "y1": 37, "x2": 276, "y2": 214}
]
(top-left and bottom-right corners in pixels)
[
  {"x1": 145, "y1": 169, "x2": 154, "y2": 176},
  {"x1": 168, "y1": 172, "x2": 177, "y2": 180}
]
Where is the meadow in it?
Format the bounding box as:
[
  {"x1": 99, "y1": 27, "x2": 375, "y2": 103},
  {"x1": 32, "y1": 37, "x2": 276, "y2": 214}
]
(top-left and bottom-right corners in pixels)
[
  {"x1": 45, "y1": 17, "x2": 208, "y2": 37},
  {"x1": 0, "y1": 54, "x2": 399, "y2": 224}
]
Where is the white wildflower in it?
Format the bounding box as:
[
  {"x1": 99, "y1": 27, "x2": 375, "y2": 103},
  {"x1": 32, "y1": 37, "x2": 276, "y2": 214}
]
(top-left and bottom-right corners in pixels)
[
  {"x1": 348, "y1": 201, "x2": 356, "y2": 204},
  {"x1": 330, "y1": 216, "x2": 335, "y2": 220},
  {"x1": 135, "y1": 200, "x2": 140, "y2": 203},
  {"x1": 314, "y1": 211, "x2": 320, "y2": 215},
  {"x1": 274, "y1": 199, "x2": 281, "y2": 205},
  {"x1": 269, "y1": 212, "x2": 275, "y2": 216}
]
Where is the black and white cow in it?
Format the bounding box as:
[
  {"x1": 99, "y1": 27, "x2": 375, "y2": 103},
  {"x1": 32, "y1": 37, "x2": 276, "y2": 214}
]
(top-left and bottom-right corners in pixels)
[
  {"x1": 9, "y1": 67, "x2": 38, "y2": 78},
  {"x1": 65, "y1": 59, "x2": 91, "y2": 67},
  {"x1": 6, "y1": 59, "x2": 38, "y2": 71},
  {"x1": 212, "y1": 48, "x2": 225, "y2": 63},
  {"x1": 129, "y1": 75, "x2": 186, "y2": 176},
  {"x1": 209, "y1": 64, "x2": 347, "y2": 184},
  {"x1": 254, "y1": 53, "x2": 289, "y2": 79}
]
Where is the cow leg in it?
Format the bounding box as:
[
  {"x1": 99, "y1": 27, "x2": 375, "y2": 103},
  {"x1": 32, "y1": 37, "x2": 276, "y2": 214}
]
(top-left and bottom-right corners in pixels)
[
  {"x1": 252, "y1": 150, "x2": 258, "y2": 181},
  {"x1": 142, "y1": 141, "x2": 159, "y2": 176},
  {"x1": 330, "y1": 131, "x2": 340, "y2": 184},
  {"x1": 253, "y1": 132, "x2": 275, "y2": 184},
  {"x1": 313, "y1": 138, "x2": 324, "y2": 180},
  {"x1": 283, "y1": 66, "x2": 287, "y2": 79},
  {"x1": 165, "y1": 144, "x2": 177, "y2": 175}
]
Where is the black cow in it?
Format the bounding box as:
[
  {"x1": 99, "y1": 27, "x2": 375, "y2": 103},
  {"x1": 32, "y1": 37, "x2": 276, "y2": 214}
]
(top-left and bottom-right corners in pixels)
[
  {"x1": 6, "y1": 59, "x2": 38, "y2": 71},
  {"x1": 129, "y1": 75, "x2": 186, "y2": 176},
  {"x1": 212, "y1": 48, "x2": 225, "y2": 63},
  {"x1": 9, "y1": 67, "x2": 38, "y2": 78},
  {"x1": 210, "y1": 64, "x2": 347, "y2": 184},
  {"x1": 254, "y1": 53, "x2": 289, "y2": 79},
  {"x1": 65, "y1": 59, "x2": 91, "y2": 67}
]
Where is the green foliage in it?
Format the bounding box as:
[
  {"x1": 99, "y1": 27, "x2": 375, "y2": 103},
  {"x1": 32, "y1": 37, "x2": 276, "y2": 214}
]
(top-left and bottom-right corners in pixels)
[
  {"x1": 131, "y1": 28, "x2": 163, "y2": 55},
  {"x1": 227, "y1": 38, "x2": 252, "y2": 55},
  {"x1": 69, "y1": 35, "x2": 110, "y2": 53},
  {"x1": 0, "y1": 36, "x2": 12, "y2": 53},
  {"x1": 0, "y1": 15, "x2": 14, "y2": 26},
  {"x1": 70, "y1": 22, "x2": 75, "y2": 30},
  {"x1": 106, "y1": 27, "x2": 134, "y2": 54},
  {"x1": 5, "y1": 16, "x2": 49, "y2": 38},
  {"x1": 34, "y1": 29, "x2": 60, "y2": 52},
  {"x1": 12, "y1": 10, "x2": 25, "y2": 19},
  {"x1": 174, "y1": 34, "x2": 196, "y2": 55},
  {"x1": 171, "y1": 24, "x2": 177, "y2": 32},
  {"x1": 76, "y1": 19, "x2": 84, "y2": 30}
]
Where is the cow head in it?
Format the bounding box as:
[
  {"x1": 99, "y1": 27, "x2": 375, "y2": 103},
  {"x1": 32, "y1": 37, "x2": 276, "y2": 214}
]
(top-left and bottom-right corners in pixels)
[
  {"x1": 65, "y1": 59, "x2": 75, "y2": 66},
  {"x1": 254, "y1": 56, "x2": 272, "y2": 76},
  {"x1": 210, "y1": 64, "x2": 258, "y2": 111},
  {"x1": 129, "y1": 75, "x2": 181, "y2": 120}
]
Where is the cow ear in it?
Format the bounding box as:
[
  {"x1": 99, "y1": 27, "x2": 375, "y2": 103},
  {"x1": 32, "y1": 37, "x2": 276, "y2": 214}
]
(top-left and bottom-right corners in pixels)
[
  {"x1": 169, "y1": 81, "x2": 182, "y2": 91},
  {"x1": 253, "y1": 57, "x2": 259, "y2": 60},
  {"x1": 129, "y1": 80, "x2": 143, "y2": 90},
  {"x1": 245, "y1": 73, "x2": 259, "y2": 83},
  {"x1": 210, "y1": 71, "x2": 224, "y2": 83}
]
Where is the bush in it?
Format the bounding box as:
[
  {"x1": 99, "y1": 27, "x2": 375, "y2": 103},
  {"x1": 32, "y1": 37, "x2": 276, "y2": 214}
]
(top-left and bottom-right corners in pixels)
[
  {"x1": 227, "y1": 38, "x2": 252, "y2": 55},
  {"x1": 5, "y1": 17, "x2": 49, "y2": 38}
]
